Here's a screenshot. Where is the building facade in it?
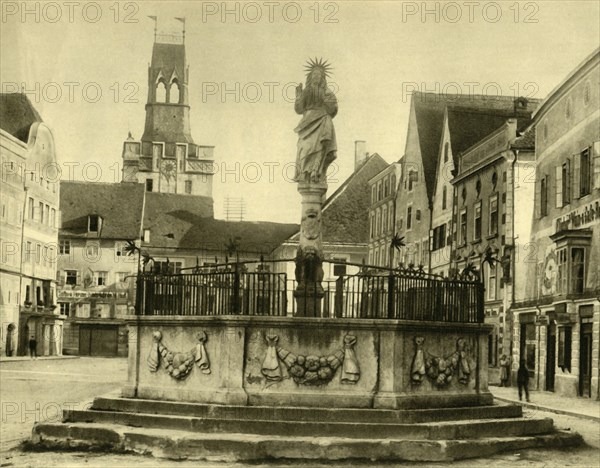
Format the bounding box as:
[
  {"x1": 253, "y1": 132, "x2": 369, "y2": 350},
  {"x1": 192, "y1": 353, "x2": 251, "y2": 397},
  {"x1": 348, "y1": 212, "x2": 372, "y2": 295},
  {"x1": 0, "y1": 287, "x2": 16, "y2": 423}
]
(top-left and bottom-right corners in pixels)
[
  {"x1": 58, "y1": 182, "x2": 145, "y2": 357},
  {"x1": 513, "y1": 48, "x2": 600, "y2": 399},
  {"x1": 368, "y1": 160, "x2": 401, "y2": 267},
  {"x1": 121, "y1": 32, "x2": 214, "y2": 198},
  {"x1": 451, "y1": 120, "x2": 537, "y2": 383},
  {"x1": 0, "y1": 94, "x2": 64, "y2": 357}
]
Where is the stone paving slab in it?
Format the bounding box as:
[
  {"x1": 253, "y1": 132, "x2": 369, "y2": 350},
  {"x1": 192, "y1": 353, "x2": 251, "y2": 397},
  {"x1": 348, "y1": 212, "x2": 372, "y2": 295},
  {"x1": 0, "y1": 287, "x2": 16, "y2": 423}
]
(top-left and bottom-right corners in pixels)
[{"x1": 491, "y1": 386, "x2": 600, "y2": 422}]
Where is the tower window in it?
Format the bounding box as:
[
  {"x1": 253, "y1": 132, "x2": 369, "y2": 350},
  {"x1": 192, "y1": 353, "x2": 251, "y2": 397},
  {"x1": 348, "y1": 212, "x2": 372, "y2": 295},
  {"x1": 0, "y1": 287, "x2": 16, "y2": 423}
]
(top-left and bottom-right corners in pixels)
[
  {"x1": 170, "y1": 80, "x2": 180, "y2": 104},
  {"x1": 156, "y1": 80, "x2": 167, "y2": 103},
  {"x1": 146, "y1": 179, "x2": 153, "y2": 192}
]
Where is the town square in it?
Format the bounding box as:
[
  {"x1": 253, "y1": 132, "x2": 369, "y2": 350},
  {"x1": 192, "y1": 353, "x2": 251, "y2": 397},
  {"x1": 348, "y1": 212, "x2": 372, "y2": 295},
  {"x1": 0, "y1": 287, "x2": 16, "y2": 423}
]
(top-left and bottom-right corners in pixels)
[{"x1": 1, "y1": 1, "x2": 599, "y2": 466}]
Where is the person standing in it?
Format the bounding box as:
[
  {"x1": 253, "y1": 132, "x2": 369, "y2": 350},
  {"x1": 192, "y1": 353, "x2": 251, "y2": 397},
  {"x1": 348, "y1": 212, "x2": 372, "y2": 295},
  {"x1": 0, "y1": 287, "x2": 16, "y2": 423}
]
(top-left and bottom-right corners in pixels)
[
  {"x1": 28, "y1": 336, "x2": 37, "y2": 359},
  {"x1": 517, "y1": 359, "x2": 530, "y2": 402},
  {"x1": 499, "y1": 354, "x2": 510, "y2": 387}
]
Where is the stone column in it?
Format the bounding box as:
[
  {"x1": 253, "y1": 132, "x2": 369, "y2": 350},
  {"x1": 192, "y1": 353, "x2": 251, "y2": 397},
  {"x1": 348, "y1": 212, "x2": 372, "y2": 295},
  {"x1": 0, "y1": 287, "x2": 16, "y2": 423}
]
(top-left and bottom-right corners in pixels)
[{"x1": 294, "y1": 181, "x2": 327, "y2": 317}]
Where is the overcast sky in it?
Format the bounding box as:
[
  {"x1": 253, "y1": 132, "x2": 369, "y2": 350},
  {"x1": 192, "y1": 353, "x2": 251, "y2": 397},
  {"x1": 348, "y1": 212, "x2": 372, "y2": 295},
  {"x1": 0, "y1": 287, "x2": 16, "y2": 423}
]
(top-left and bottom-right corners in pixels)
[{"x1": 2, "y1": 1, "x2": 599, "y2": 223}]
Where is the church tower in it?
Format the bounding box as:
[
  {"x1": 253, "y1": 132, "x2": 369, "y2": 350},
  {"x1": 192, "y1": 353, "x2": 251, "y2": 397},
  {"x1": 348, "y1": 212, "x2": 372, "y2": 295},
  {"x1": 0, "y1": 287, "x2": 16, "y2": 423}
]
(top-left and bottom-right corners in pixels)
[{"x1": 122, "y1": 20, "x2": 214, "y2": 198}]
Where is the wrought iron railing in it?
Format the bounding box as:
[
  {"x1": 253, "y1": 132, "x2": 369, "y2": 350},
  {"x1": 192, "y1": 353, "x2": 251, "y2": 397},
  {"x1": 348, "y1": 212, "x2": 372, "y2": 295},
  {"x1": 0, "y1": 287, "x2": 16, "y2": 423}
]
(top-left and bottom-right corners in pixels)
[{"x1": 135, "y1": 260, "x2": 484, "y2": 323}]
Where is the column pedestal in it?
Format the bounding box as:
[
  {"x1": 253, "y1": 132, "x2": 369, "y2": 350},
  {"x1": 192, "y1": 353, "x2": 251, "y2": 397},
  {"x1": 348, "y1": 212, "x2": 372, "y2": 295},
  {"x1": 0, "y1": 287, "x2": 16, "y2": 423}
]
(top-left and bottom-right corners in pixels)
[{"x1": 294, "y1": 182, "x2": 327, "y2": 317}]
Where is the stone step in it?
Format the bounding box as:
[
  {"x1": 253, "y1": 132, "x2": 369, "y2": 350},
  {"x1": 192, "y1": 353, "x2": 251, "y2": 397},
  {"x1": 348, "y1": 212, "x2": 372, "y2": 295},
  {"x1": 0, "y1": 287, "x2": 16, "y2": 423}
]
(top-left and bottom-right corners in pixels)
[
  {"x1": 65, "y1": 409, "x2": 554, "y2": 440},
  {"x1": 91, "y1": 396, "x2": 523, "y2": 424},
  {"x1": 30, "y1": 422, "x2": 583, "y2": 463}
]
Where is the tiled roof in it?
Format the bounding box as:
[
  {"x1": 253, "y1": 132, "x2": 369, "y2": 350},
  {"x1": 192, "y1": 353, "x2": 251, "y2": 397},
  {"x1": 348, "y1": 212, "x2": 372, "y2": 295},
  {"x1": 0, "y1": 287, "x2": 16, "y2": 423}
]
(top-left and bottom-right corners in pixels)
[
  {"x1": 287, "y1": 153, "x2": 389, "y2": 245},
  {"x1": 143, "y1": 192, "x2": 297, "y2": 254},
  {"x1": 411, "y1": 92, "x2": 540, "y2": 201},
  {"x1": 0, "y1": 93, "x2": 42, "y2": 143},
  {"x1": 60, "y1": 182, "x2": 145, "y2": 239},
  {"x1": 512, "y1": 125, "x2": 536, "y2": 149}
]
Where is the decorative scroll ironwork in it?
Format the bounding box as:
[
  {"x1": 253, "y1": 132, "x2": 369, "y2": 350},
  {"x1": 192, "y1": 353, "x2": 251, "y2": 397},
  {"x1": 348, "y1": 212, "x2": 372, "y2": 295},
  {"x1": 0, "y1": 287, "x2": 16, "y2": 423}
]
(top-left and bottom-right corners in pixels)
[
  {"x1": 147, "y1": 331, "x2": 210, "y2": 380},
  {"x1": 261, "y1": 334, "x2": 360, "y2": 386},
  {"x1": 410, "y1": 336, "x2": 471, "y2": 387}
]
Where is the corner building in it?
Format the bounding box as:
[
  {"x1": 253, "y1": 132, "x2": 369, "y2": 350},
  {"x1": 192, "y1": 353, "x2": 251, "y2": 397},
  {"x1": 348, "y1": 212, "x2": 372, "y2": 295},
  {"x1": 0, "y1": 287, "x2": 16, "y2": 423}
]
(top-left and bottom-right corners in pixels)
[{"x1": 513, "y1": 48, "x2": 600, "y2": 399}]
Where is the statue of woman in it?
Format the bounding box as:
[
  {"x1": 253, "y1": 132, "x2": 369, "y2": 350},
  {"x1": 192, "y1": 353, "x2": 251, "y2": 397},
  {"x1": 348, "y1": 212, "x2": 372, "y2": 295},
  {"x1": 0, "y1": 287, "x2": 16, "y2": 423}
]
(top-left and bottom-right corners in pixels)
[{"x1": 294, "y1": 58, "x2": 338, "y2": 184}]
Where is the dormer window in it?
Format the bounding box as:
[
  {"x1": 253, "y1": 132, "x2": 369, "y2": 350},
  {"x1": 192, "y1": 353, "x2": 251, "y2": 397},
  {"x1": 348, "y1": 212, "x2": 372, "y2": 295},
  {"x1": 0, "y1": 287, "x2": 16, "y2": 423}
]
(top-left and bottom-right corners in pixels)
[{"x1": 88, "y1": 215, "x2": 101, "y2": 233}]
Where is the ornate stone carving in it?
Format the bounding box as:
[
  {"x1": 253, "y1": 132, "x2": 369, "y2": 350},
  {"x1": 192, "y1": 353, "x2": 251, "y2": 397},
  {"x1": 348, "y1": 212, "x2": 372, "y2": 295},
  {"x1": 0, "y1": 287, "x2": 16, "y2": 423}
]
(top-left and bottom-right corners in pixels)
[
  {"x1": 147, "y1": 331, "x2": 210, "y2": 380},
  {"x1": 410, "y1": 336, "x2": 471, "y2": 387},
  {"x1": 261, "y1": 334, "x2": 359, "y2": 386}
]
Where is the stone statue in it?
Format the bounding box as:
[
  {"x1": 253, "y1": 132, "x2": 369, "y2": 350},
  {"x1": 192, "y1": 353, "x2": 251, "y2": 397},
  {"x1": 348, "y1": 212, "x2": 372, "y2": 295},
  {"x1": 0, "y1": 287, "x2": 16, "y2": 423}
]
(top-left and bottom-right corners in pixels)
[{"x1": 293, "y1": 58, "x2": 338, "y2": 183}]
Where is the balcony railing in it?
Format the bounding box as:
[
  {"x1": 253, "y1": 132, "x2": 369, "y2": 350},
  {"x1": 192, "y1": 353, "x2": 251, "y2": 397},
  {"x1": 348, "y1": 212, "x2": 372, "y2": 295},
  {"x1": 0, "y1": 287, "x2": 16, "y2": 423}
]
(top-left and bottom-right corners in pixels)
[{"x1": 135, "y1": 260, "x2": 484, "y2": 323}]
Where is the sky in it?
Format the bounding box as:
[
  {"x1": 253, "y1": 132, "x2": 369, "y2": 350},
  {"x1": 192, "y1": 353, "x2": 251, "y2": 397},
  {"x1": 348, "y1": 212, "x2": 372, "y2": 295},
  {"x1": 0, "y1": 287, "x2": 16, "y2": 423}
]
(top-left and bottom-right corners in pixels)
[{"x1": 2, "y1": 1, "x2": 599, "y2": 223}]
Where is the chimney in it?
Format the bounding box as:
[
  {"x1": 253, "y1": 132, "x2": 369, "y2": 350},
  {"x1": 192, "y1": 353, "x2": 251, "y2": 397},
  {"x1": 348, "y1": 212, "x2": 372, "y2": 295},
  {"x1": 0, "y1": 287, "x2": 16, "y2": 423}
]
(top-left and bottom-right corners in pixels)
[{"x1": 354, "y1": 140, "x2": 367, "y2": 170}]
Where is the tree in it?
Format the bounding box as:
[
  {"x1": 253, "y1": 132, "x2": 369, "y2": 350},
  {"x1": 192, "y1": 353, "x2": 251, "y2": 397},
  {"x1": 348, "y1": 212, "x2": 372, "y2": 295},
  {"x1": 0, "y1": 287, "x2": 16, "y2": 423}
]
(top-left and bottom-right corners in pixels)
[{"x1": 124, "y1": 240, "x2": 154, "y2": 272}]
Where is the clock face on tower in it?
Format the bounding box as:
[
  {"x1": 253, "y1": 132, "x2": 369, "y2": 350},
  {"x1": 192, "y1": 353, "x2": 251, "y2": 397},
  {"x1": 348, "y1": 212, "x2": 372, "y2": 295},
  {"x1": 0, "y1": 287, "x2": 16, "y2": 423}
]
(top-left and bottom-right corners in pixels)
[{"x1": 160, "y1": 160, "x2": 176, "y2": 181}]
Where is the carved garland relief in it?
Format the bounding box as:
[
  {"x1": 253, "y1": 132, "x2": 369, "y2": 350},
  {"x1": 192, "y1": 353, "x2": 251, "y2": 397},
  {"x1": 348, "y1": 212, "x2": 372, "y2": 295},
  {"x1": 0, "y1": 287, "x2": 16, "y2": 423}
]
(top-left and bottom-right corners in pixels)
[
  {"x1": 261, "y1": 334, "x2": 360, "y2": 386},
  {"x1": 410, "y1": 336, "x2": 471, "y2": 387},
  {"x1": 147, "y1": 331, "x2": 211, "y2": 380}
]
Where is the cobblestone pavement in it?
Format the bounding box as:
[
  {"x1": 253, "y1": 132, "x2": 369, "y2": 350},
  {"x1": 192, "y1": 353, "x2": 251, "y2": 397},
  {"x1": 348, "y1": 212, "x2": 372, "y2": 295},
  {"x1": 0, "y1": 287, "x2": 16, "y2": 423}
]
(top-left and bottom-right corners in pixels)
[
  {"x1": 0, "y1": 357, "x2": 127, "y2": 451},
  {"x1": 1, "y1": 358, "x2": 598, "y2": 467}
]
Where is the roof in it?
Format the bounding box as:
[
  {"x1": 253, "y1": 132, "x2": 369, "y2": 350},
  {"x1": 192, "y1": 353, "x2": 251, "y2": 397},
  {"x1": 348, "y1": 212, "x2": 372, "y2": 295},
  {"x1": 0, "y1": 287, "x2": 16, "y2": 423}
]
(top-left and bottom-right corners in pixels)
[
  {"x1": 512, "y1": 125, "x2": 536, "y2": 150},
  {"x1": 143, "y1": 192, "x2": 296, "y2": 254},
  {"x1": 533, "y1": 47, "x2": 600, "y2": 121},
  {"x1": 0, "y1": 93, "x2": 42, "y2": 143},
  {"x1": 60, "y1": 182, "x2": 146, "y2": 239},
  {"x1": 286, "y1": 153, "x2": 389, "y2": 245},
  {"x1": 151, "y1": 42, "x2": 186, "y2": 77},
  {"x1": 411, "y1": 92, "x2": 540, "y2": 201}
]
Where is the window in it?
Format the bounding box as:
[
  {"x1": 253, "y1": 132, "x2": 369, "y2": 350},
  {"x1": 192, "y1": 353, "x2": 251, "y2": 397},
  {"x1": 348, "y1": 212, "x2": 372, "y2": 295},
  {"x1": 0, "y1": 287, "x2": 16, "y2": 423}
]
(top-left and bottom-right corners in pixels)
[
  {"x1": 487, "y1": 263, "x2": 497, "y2": 301},
  {"x1": 557, "y1": 248, "x2": 568, "y2": 294},
  {"x1": 474, "y1": 202, "x2": 482, "y2": 241},
  {"x1": 65, "y1": 270, "x2": 78, "y2": 285},
  {"x1": 59, "y1": 240, "x2": 71, "y2": 255},
  {"x1": 375, "y1": 209, "x2": 380, "y2": 236},
  {"x1": 377, "y1": 182, "x2": 382, "y2": 201},
  {"x1": 333, "y1": 258, "x2": 347, "y2": 276},
  {"x1": 444, "y1": 142, "x2": 449, "y2": 163},
  {"x1": 382, "y1": 206, "x2": 388, "y2": 234},
  {"x1": 50, "y1": 208, "x2": 56, "y2": 228},
  {"x1": 44, "y1": 204, "x2": 50, "y2": 225},
  {"x1": 146, "y1": 179, "x2": 153, "y2": 192},
  {"x1": 556, "y1": 246, "x2": 586, "y2": 295},
  {"x1": 88, "y1": 215, "x2": 99, "y2": 232},
  {"x1": 562, "y1": 160, "x2": 571, "y2": 205},
  {"x1": 489, "y1": 195, "x2": 498, "y2": 236},
  {"x1": 35, "y1": 244, "x2": 41, "y2": 264},
  {"x1": 143, "y1": 229, "x2": 150, "y2": 243},
  {"x1": 571, "y1": 247, "x2": 585, "y2": 293},
  {"x1": 408, "y1": 170, "x2": 418, "y2": 191},
  {"x1": 154, "y1": 261, "x2": 182, "y2": 274},
  {"x1": 432, "y1": 224, "x2": 446, "y2": 251},
  {"x1": 116, "y1": 272, "x2": 129, "y2": 283},
  {"x1": 94, "y1": 271, "x2": 108, "y2": 286},
  {"x1": 371, "y1": 186, "x2": 376, "y2": 203},
  {"x1": 59, "y1": 302, "x2": 71, "y2": 317},
  {"x1": 384, "y1": 179, "x2": 389, "y2": 197},
  {"x1": 415, "y1": 209, "x2": 421, "y2": 221},
  {"x1": 38, "y1": 202, "x2": 44, "y2": 223},
  {"x1": 442, "y1": 186, "x2": 447, "y2": 210},
  {"x1": 114, "y1": 241, "x2": 127, "y2": 257},
  {"x1": 398, "y1": 218, "x2": 403, "y2": 231},
  {"x1": 459, "y1": 209, "x2": 467, "y2": 245},
  {"x1": 558, "y1": 327, "x2": 572, "y2": 371},
  {"x1": 369, "y1": 214, "x2": 375, "y2": 238},
  {"x1": 540, "y1": 175, "x2": 548, "y2": 217},
  {"x1": 578, "y1": 148, "x2": 592, "y2": 197},
  {"x1": 25, "y1": 241, "x2": 33, "y2": 263},
  {"x1": 185, "y1": 180, "x2": 192, "y2": 194},
  {"x1": 407, "y1": 206, "x2": 412, "y2": 230},
  {"x1": 389, "y1": 203, "x2": 394, "y2": 230}
]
